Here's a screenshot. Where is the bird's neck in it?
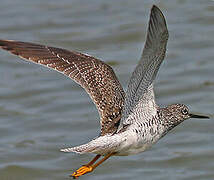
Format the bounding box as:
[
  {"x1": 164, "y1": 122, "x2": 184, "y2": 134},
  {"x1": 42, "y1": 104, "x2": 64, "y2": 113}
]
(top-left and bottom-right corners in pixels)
[{"x1": 158, "y1": 108, "x2": 183, "y2": 136}]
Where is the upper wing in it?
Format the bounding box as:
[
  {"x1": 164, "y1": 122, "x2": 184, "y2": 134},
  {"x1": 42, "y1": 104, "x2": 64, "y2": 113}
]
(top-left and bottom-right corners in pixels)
[
  {"x1": 0, "y1": 40, "x2": 125, "y2": 135},
  {"x1": 118, "y1": 5, "x2": 168, "y2": 129}
]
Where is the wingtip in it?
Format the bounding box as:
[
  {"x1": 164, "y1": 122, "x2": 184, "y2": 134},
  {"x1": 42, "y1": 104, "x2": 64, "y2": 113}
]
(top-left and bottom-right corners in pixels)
[
  {"x1": 0, "y1": 39, "x2": 16, "y2": 49},
  {"x1": 150, "y1": 5, "x2": 168, "y2": 31},
  {"x1": 151, "y1": 5, "x2": 158, "y2": 10},
  {"x1": 151, "y1": 5, "x2": 161, "y2": 12},
  {"x1": 0, "y1": 39, "x2": 7, "y2": 46},
  {"x1": 0, "y1": 39, "x2": 15, "y2": 44},
  {"x1": 151, "y1": 5, "x2": 165, "y2": 19}
]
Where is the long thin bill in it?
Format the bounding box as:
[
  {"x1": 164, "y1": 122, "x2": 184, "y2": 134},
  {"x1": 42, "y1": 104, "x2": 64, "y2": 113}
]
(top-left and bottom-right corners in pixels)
[{"x1": 190, "y1": 114, "x2": 209, "y2": 119}]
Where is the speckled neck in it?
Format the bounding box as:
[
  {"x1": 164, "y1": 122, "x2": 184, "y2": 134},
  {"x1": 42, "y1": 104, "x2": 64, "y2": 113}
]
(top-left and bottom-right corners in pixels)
[{"x1": 158, "y1": 107, "x2": 185, "y2": 136}]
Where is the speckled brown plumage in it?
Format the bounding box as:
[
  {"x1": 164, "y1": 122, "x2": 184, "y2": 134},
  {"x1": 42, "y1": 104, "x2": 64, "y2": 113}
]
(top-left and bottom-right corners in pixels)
[{"x1": 0, "y1": 40, "x2": 125, "y2": 136}]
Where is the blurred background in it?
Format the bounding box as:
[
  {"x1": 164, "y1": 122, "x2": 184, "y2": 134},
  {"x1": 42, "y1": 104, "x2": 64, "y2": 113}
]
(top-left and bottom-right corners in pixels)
[{"x1": 0, "y1": 0, "x2": 214, "y2": 180}]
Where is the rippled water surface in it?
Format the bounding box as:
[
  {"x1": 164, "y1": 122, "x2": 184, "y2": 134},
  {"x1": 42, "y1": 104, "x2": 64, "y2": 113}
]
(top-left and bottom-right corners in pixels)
[{"x1": 0, "y1": 0, "x2": 214, "y2": 180}]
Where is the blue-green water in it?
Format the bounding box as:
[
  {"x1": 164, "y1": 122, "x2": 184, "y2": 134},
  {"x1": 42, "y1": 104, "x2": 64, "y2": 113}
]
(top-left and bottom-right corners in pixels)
[{"x1": 0, "y1": 0, "x2": 214, "y2": 180}]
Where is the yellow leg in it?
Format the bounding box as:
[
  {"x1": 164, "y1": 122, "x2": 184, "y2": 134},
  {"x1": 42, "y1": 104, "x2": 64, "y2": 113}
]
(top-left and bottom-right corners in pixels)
[
  {"x1": 71, "y1": 153, "x2": 114, "y2": 179},
  {"x1": 70, "y1": 155, "x2": 101, "y2": 179},
  {"x1": 86, "y1": 154, "x2": 101, "y2": 166}
]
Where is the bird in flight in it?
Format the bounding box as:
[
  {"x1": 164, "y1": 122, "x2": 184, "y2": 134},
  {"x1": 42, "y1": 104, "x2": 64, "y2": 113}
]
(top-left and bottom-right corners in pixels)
[{"x1": 0, "y1": 5, "x2": 209, "y2": 179}]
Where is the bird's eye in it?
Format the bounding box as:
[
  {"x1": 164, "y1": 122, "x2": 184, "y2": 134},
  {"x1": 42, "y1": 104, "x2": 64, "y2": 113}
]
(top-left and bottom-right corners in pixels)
[{"x1": 181, "y1": 108, "x2": 188, "y2": 115}]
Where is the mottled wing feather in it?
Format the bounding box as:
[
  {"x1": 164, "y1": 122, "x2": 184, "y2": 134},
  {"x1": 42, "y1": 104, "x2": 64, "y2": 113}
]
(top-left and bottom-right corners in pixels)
[
  {"x1": 0, "y1": 40, "x2": 125, "y2": 135},
  {"x1": 119, "y1": 5, "x2": 168, "y2": 129}
]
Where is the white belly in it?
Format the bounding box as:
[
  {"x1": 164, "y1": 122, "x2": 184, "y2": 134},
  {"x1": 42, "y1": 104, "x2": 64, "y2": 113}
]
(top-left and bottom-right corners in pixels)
[
  {"x1": 116, "y1": 143, "x2": 152, "y2": 156},
  {"x1": 115, "y1": 128, "x2": 163, "y2": 156}
]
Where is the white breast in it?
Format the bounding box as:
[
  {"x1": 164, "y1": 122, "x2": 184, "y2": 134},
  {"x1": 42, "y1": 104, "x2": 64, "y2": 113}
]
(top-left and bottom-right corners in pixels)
[{"x1": 115, "y1": 125, "x2": 165, "y2": 156}]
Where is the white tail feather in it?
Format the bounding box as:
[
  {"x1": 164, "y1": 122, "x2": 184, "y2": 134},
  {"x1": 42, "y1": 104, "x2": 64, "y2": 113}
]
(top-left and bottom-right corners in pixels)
[{"x1": 60, "y1": 134, "x2": 122, "y2": 155}]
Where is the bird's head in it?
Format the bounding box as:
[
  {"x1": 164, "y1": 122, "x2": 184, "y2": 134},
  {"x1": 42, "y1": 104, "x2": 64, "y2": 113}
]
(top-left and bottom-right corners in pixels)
[{"x1": 161, "y1": 104, "x2": 209, "y2": 131}]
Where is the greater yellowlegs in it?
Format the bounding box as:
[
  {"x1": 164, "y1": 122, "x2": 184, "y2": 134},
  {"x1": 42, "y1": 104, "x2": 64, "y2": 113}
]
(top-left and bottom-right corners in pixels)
[{"x1": 0, "y1": 5, "x2": 209, "y2": 179}]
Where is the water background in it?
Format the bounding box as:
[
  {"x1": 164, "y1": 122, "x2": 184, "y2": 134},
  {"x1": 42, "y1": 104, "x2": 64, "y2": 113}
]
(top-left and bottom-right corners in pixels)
[{"x1": 0, "y1": 0, "x2": 214, "y2": 180}]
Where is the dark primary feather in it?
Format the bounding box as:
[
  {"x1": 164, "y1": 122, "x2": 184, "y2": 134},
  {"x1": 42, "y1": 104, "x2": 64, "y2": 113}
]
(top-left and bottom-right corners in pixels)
[{"x1": 0, "y1": 40, "x2": 125, "y2": 135}]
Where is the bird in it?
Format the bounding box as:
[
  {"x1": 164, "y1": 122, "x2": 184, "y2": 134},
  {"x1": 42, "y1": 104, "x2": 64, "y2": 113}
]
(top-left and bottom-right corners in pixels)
[{"x1": 0, "y1": 5, "x2": 209, "y2": 179}]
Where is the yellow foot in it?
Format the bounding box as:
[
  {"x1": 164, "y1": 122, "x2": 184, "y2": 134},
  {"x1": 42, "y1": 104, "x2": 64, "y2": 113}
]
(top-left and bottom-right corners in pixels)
[{"x1": 71, "y1": 165, "x2": 93, "y2": 179}]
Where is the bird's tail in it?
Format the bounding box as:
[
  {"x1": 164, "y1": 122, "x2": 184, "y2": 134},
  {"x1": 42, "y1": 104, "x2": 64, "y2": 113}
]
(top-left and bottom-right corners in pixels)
[
  {"x1": 61, "y1": 141, "x2": 98, "y2": 154},
  {"x1": 60, "y1": 134, "x2": 121, "y2": 155}
]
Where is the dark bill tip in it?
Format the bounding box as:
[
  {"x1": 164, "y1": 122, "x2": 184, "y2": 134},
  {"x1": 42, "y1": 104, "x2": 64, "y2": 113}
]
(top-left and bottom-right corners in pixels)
[{"x1": 190, "y1": 113, "x2": 210, "y2": 119}]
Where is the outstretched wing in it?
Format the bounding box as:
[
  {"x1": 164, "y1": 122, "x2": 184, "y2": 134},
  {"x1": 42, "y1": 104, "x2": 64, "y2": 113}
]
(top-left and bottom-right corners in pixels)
[
  {"x1": 0, "y1": 40, "x2": 125, "y2": 135},
  {"x1": 118, "y1": 5, "x2": 168, "y2": 130}
]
